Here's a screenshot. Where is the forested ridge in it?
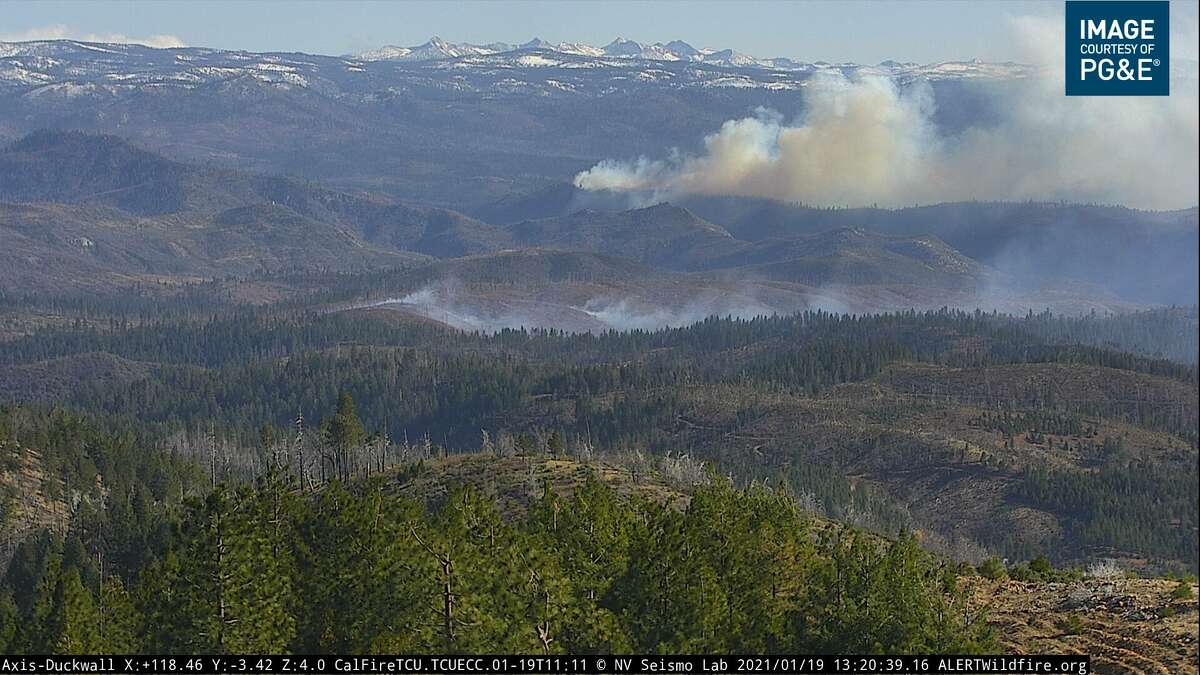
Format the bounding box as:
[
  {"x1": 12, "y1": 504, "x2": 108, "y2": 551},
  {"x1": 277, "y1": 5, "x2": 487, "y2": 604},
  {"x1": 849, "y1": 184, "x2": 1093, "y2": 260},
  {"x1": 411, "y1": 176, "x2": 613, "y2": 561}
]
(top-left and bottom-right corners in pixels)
[
  {"x1": 2, "y1": 306, "x2": 1196, "y2": 375},
  {"x1": 0, "y1": 304, "x2": 1196, "y2": 658},
  {"x1": 1, "y1": 307, "x2": 1196, "y2": 571},
  {"x1": 0, "y1": 405, "x2": 994, "y2": 654},
  {"x1": 1016, "y1": 460, "x2": 1199, "y2": 566}
]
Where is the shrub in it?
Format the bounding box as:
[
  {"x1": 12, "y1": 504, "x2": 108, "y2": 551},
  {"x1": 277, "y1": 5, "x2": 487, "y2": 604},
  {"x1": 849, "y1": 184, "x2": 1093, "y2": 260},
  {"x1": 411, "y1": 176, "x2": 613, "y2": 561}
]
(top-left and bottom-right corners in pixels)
[
  {"x1": 1060, "y1": 613, "x2": 1084, "y2": 635},
  {"x1": 979, "y1": 556, "x2": 1008, "y2": 581},
  {"x1": 1009, "y1": 564, "x2": 1036, "y2": 583}
]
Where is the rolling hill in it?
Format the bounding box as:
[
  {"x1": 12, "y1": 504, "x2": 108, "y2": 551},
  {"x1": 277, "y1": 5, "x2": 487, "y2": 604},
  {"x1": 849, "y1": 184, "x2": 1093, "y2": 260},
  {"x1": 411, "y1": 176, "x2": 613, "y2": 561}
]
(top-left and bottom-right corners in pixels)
[
  {"x1": 0, "y1": 131, "x2": 529, "y2": 292},
  {"x1": 0, "y1": 38, "x2": 1022, "y2": 210},
  {"x1": 479, "y1": 183, "x2": 1200, "y2": 306},
  {"x1": 2, "y1": 131, "x2": 1039, "y2": 315}
]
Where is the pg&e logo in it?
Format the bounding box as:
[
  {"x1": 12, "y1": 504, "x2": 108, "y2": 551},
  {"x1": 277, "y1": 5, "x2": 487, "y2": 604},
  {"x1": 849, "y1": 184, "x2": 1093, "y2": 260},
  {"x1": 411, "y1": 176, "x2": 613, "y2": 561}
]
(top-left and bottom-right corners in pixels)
[{"x1": 1065, "y1": 0, "x2": 1169, "y2": 96}]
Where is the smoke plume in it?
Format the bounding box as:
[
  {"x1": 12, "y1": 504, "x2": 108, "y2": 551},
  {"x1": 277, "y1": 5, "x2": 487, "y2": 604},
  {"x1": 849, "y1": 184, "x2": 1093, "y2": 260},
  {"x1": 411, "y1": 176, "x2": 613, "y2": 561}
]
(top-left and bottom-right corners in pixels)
[
  {"x1": 575, "y1": 15, "x2": 1199, "y2": 210},
  {"x1": 348, "y1": 279, "x2": 793, "y2": 334}
]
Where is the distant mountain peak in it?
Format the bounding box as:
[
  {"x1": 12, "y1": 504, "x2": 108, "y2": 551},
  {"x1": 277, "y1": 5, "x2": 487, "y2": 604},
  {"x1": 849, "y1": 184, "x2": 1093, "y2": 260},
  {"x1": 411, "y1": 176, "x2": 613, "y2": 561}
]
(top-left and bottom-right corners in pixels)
[
  {"x1": 602, "y1": 37, "x2": 644, "y2": 57},
  {"x1": 336, "y1": 34, "x2": 1033, "y2": 78},
  {"x1": 664, "y1": 40, "x2": 699, "y2": 57},
  {"x1": 6, "y1": 128, "x2": 161, "y2": 161},
  {"x1": 1, "y1": 129, "x2": 187, "y2": 215},
  {"x1": 2, "y1": 32, "x2": 1032, "y2": 82}
]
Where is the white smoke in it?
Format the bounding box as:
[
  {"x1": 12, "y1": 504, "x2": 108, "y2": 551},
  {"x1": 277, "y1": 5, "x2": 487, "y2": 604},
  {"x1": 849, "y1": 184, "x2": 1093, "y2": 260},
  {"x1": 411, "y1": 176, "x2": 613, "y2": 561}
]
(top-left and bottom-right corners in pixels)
[
  {"x1": 579, "y1": 292, "x2": 779, "y2": 331},
  {"x1": 348, "y1": 279, "x2": 790, "y2": 334},
  {"x1": 0, "y1": 24, "x2": 187, "y2": 48},
  {"x1": 575, "y1": 14, "x2": 1199, "y2": 210},
  {"x1": 351, "y1": 280, "x2": 528, "y2": 333}
]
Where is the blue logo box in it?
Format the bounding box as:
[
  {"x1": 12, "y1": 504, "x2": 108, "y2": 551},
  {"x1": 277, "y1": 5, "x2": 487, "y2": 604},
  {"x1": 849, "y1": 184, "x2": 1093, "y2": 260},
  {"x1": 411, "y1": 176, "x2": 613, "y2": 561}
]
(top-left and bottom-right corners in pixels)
[{"x1": 1065, "y1": 0, "x2": 1169, "y2": 96}]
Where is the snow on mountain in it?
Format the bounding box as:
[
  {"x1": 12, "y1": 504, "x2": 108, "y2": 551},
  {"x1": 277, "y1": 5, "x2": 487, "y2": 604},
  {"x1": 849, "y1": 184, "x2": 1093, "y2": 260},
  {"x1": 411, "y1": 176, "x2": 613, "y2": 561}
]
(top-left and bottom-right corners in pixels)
[
  {"x1": 600, "y1": 38, "x2": 645, "y2": 58},
  {"x1": 552, "y1": 42, "x2": 605, "y2": 58},
  {"x1": 356, "y1": 36, "x2": 505, "y2": 62},
  {"x1": 664, "y1": 40, "x2": 701, "y2": 60},
  {"x1": 350, "y1": 35, "x2": 1031, "y2": 81},
  {"x1": 0, "y1": 36, "x2": 1032, "y2": 101},
  {"x1": 354, "y1": 45, "x2": 413, "y2": 61},
  {"x1": 700, "y1": 48, "x2": 764, "y2": 68},
  {"x1": 358, "y1": 35, "x2": 777, "y2": 67}
]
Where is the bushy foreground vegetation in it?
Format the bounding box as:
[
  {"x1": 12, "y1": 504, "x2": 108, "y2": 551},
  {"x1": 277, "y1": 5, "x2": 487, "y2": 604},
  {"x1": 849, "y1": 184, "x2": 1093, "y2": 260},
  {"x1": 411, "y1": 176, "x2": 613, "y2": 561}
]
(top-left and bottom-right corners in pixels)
[
  {"x1": 1, "y1": 306, "x2": 1196, "y2": 629},
  {"x1": 0, "y1": 418, "x2": 993, "y2": 654}
]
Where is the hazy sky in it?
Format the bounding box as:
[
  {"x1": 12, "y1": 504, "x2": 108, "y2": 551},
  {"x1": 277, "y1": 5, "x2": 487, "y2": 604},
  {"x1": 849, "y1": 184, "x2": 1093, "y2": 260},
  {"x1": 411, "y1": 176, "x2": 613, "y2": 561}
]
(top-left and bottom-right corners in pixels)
[{"x1": 0, "y1": 0, "x2": 1073, "y2": 63}]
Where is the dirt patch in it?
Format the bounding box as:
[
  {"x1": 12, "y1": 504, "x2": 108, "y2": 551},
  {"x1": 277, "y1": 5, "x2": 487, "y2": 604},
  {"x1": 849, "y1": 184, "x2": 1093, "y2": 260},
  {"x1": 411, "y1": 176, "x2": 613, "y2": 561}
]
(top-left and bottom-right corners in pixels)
[{"x1": 970, "y1": 577, "x2": 1200, "y2": 674}]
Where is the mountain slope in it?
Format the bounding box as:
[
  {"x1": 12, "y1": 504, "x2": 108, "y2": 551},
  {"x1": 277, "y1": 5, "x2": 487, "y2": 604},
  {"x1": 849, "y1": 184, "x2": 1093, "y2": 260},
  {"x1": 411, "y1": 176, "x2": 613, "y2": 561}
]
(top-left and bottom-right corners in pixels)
[
  {"x1": 0, "y1": 130, "x2": 193, "y2": 214},
  {"x1": 695, "y1": 227, "x2": 991, "y2": 289},
  {"x1": 480, "y1": 184, "x2": 1199, "y2": 305},
  {"x1": 0, "y1": 132, "x2": 532, "y2": 291},
  {"x1": 0, "y1": 200, "x2": 424, "y2": 294},
  {"x1": 0, "y1": 132, "x2": 1010, "y2": 302},
  {"x1": 510, "y1": 203, "x2": 736, "y2": 269},
  {"x1": 507, "y1": 204, "x2": 994, "y2": 290},
  {"x1": 680, "y1": 196, "x2": 1200, "y2": 304},
  {"x1": 0, "y1": 38, "x2": 1022, "y2": 209}
]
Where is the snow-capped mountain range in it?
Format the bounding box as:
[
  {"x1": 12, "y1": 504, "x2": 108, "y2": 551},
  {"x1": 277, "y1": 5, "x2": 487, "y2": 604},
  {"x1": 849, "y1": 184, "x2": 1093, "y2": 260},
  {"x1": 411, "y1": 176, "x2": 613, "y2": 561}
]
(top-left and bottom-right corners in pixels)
[
  {"x1": 353, "y1": 35, "x2": 1019, "y2": 75},
  {"x1": 0, "y1": 34, "x2": 1035, "y2": 207},
  {"x1": 357, "y1": 36, "x2": 730, "y2": 64},
  {"x1": 0, "y1": 35, "x2": 1032, "y2": 98}
]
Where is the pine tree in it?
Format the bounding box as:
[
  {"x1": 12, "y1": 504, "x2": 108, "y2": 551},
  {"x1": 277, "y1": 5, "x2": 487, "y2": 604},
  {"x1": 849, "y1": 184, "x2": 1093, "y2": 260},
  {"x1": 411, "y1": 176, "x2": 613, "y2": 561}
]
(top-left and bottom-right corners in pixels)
[
  {"x1": 158, "y1": 487, "x2": 248, "y2": 652},
  {"x1": 527, "y1": 475, "x2": 634, "y2": 652},
  {"x1": 98, "y1": 577, "x2": 141, "y2": 653},
  {"x1": 323, "y1": 392, "x2": 366, "y2": 481},
  {"x1": 135, "y1": 549, "x2": 187, "y2": 652},
  {"x1": 47, "y1": 567, "x2": 103, "y2": 654},
  {"x1": 220, "y1": 481, "x2": 298, "y2": 651},
  {"x1": 0, "y1": 592, "x2": 19, "y2": 653},
  {"x1": 609, "y1": 500, "x2": 728, "y2": 652},
  {"x1": 18, "y1": 543, "x2": 63, "y2": 652},
  {"x1": 158, "y1": 483, "x2": 301, "y2": 653},
  {"x1": 295, "y1": 482, "x2": 432, "y2": 652}
]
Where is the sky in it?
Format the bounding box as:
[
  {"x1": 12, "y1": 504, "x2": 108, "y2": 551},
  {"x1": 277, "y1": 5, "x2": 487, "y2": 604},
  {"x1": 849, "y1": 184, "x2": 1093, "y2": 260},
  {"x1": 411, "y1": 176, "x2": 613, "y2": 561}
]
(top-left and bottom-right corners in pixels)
[{"x1": 0, "y1": 0, "x2": 1074, "y2": 63}]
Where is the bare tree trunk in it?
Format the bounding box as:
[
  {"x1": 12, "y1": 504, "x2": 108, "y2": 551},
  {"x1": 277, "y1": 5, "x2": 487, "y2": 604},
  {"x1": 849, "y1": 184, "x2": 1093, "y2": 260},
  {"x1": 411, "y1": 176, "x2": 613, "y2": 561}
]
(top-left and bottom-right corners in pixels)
[
  {"x1": 442, "y1": 556, "x2": 455, "y2": 646},
  {"x1": 209, "y1": 423, "x2": 218, "y2": 490}
]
